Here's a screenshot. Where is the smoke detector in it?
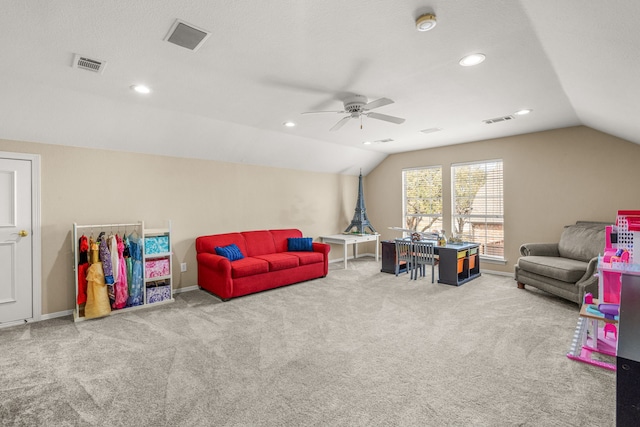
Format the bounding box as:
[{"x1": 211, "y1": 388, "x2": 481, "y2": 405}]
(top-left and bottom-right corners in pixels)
[{"x1": 416, "y1": 13, "x2": 437, "y2": 32}]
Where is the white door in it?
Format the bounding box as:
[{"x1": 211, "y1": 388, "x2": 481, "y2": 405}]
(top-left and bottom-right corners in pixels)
[{"x1": 0, "y1": 157, "x2": 33, "y2": 324}]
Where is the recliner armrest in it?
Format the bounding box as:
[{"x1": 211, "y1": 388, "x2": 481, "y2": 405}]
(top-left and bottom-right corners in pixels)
[
  {"x1": 519, "y1": 243, "x2": 560, "y2": 257},
  {"x1": 576, "y1": 257, "x2": 599, "y2": 285}
]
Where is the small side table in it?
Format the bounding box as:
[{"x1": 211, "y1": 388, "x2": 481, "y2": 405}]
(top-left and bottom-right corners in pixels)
[{"x1": 320, "y1": 234, "x2": 379, "y2": 269}]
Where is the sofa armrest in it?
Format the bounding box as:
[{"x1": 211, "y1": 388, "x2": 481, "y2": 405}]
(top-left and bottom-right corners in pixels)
[
  {"x1": 519, "y1": 243, "x2": 560, "y2": 257},
  {"x1": 577, "y1": 256, "x2": 599, "y2": 284},
  {"x1": 197, "y1": 252, "x2": 231, "y2": 272},
  {"x1": 575, "y1": 257, "x2": 600, "y2": 303},
  {"x1": 312, "y1": 242, "x2": 331, "y2": 276},
  {"x1": 197, "y1": 253, "x2": 233, "y2": 299},
  {"x1": 312, "y1": 242, "x2": 330, "y2": 256}
]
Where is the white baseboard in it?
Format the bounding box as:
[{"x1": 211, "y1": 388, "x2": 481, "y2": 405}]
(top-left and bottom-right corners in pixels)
[
  {"x1": 41, "y1": 309, "x2": 73, "y2": 321},
  {"x1": 480, "y1": 269, "x2": 515, "y2": 278},
  {"x1": 173, "y1": 285, "x2": 199, "y2": 294}
]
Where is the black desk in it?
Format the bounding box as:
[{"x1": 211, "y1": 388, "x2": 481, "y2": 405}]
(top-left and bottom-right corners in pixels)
[{"x1": 381, "y1": 240, "x2": 481, "y2": 286}]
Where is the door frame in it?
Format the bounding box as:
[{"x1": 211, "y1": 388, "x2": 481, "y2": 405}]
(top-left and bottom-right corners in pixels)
[{"x1": 0, "y1": 151, "x2": 41, "y2": 325}]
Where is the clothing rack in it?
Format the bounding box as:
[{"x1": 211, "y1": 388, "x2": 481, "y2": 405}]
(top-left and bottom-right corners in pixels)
[
  {"x1": 71, "y1": 221, "x2": 173, "y2": 322},
  {"x1": 74, "y1": 222, "x2": 141, "y2": 230}
]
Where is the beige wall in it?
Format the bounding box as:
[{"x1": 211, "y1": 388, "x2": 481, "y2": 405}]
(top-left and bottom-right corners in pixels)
[
  {"x1": 0, "y1": 139, "x2": 359, "y2": 315},
  {"x1": 5, "y1": 125, "x2": 640, "y2": 314},
  {"x1": 365, "y1": 126, "x2": 640, "y2": 274}
]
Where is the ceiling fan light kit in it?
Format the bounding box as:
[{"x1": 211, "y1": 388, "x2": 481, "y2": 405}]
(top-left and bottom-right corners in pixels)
[{"x1": 415, "y1": 13, "x2": 437, "y2": 32}]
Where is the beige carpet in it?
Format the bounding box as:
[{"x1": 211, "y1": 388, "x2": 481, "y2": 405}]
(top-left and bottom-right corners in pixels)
[{"x1": 0, "y1": 259, "x2": 615, "y2": 426}]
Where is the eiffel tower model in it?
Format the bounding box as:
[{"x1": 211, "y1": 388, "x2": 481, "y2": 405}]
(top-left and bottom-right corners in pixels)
[{"x1": 344, "y1": 171, "x2": 377, "y2": 235}]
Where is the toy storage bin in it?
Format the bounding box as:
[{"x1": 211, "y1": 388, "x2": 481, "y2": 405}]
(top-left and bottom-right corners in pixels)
[
  {"x1": 469, "y1": 254, "x2": 477, "y2": 269},
  {"x1": 145, "y1": 259, "x2": 170, "y2": 278},
  {"x1": 457, "y1": 258, "x2": 465, "y2": 273},
  {"x1": 144, "y1": 236, "x2": 169, "y2": 255},
  {"x1": 146, "y1": 280, "x2": 171, "y2": 303}
]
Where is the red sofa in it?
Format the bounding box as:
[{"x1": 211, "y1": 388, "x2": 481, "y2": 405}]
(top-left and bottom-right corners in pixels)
[{"x1": 196, "y1": 229, "x2": 330, "y2": 300}]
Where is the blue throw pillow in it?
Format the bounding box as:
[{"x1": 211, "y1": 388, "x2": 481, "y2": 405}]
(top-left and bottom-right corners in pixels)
[
  {"x1": 288, "y1": 237, "x2": 313, "y2": 252},
  {"x1": 215, "y1": 243, "x2": 244, "y2": 261}
]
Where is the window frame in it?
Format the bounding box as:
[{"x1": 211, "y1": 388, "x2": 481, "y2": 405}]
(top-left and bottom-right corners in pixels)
[{"x1": 451, "y1": 159, "x2": 504, "y2": 262}]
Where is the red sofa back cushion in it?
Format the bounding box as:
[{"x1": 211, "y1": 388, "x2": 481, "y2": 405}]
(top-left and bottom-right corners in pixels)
[
  {"x1": 269, "y1": 229, "x2": 303, "y2": 253},
  {"x1": 242, "y1": 231, "x2": 277, "y2": 256},
  {"x1": 196, "y1": 233, "x2": 247, "y2": 256},
  {"x1": 196, "y1": 229, "x2": 305, "y2": 257}
]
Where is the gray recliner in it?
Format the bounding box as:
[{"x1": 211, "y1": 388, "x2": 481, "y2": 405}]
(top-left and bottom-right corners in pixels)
[{"x1": 514, "y1": 221, "x2": 608, "y2": 305}]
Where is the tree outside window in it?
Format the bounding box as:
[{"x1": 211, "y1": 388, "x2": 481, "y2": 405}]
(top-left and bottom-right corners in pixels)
[{"x1": 403, "y1": 166, "x2": 442, "y2": 233}]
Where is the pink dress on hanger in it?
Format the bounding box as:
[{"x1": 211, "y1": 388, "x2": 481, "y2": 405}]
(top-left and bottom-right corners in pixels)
[{"x1": 113, "y1": 234, "x2": 129, "y2": 309}]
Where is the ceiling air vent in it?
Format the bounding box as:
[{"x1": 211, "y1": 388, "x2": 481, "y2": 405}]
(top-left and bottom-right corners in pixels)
[
  {"x1": 164, "y1": 19, "x2": 211, "y2": 51},
  {"x1": 72, "y1": 54, "x2": 107, "y2": 74},
  {"x1": 483, "y1": 115, "x2": 515, "y2": 124},
  {"x1": 420, "y1": 127, "x2": 443, "y2": 134}
]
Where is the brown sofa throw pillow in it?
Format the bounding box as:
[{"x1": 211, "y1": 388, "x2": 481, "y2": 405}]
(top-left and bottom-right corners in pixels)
[{"x1": 558, "y1": 225, "x2": 605, "y2": 263}]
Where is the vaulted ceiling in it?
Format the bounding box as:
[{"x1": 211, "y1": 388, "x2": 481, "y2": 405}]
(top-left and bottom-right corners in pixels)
[{"x1": 1, "y1": 1, "x2": 638, "y2": 175}]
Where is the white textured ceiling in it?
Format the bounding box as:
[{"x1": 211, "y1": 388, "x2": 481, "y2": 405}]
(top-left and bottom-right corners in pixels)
[{"x1": 0, "y1": 1, "x2": 638, "y2": 175}]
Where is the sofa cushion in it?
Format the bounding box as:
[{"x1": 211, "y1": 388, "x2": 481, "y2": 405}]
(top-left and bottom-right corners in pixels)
[
  {"x1": 253, "y1": 253, "x2": 299, "y2": 271},
  {"x1": 196, "y1": 233, "x2": 247, "y2": 256},
  {"x1": 518, "y1": 256, "x2": 588, "y2": 283},
  {"x1": 231, "y1": 257, "x2": 269, "y2": 279},
  {"x1": 288, "y1": 237, "x2": 313, "y2": 251},
  {"x1": 215, "y1": 243, "x2": 244, "y2": 261},
  {"x1": 558, "y1": 225, "x2": 605, "y2": 262},
  {"x1": 290, "y1": 251, "x2": 324, "y2": 266},
  {"x1": 270, "y1": 229, "x2": 303, "y2": 252},
  {"x1": 242, "y1": 231, "x2": 277, "y2": 257}
]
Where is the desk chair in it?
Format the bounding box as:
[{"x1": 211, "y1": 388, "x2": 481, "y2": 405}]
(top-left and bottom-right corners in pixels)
[
  {"x1": 394, "y1": 239, "x2": 414, "y2": 278},
  {"x1": 412, "y1": 240, "x2": 435, "y2": 282}
]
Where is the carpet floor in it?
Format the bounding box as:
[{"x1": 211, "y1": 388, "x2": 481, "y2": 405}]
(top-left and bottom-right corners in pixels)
[{"x1": 0, "y1": 259, "x2": 615, "y2": 426}]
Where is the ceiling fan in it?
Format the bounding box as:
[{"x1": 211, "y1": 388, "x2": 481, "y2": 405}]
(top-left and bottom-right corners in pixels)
[{"x1": 302, "y1": 94, "x2": 405, "y2": 131}]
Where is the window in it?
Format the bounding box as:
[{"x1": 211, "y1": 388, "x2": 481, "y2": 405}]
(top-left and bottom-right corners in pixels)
[
  {"x1": 403, "y1": 166, "x2": 443, "y2": 234},
  {"x1": 451, "y1": 160, "x2": 504, "y2": 259}
]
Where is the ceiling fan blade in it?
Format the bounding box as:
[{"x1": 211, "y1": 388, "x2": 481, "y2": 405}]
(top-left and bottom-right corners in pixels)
[
  {"x1": 367, "y1": 112, "x2": 405, "y2": 124},
  {"x1": 363, "y1": 97, "x2": 394, "y2": 111},
  {"x1": 330, "y1": 116, "x2": 352, "y2": 131},
  {"x1": 301, "y1": 110, "x2": 345, "y2": 115}
]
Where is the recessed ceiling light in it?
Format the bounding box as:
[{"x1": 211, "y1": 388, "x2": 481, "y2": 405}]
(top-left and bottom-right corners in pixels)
[
  {"x1": 415, "y1": 13, "x2": 437, "y2": 32},
  {"x1": 130, "y1": 84, "x2": 151, "y2": 94},
  {"x1": 514, "y1": 109, "x2": 533, "y2": 115},
  {"x1": 459, "y1": 53, "x2": 486, "y2": 67},
  {"x1": 283, "y1": 121, "x2": 296, "y2": 127},
  {"x1": 362, "y1": 141, "x2": 372, "y2": 145}
]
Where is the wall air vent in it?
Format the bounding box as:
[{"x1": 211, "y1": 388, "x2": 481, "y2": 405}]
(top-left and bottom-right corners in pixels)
[
  {"x1": 483, "y1": 115, "x2": 515, "y2": 124},
  {"x1": 72, "y1": 54, "x2": 107, "y2": 74},
  {"x1": 164, "y1": 19, "x2": 211, "y2": 51}
]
